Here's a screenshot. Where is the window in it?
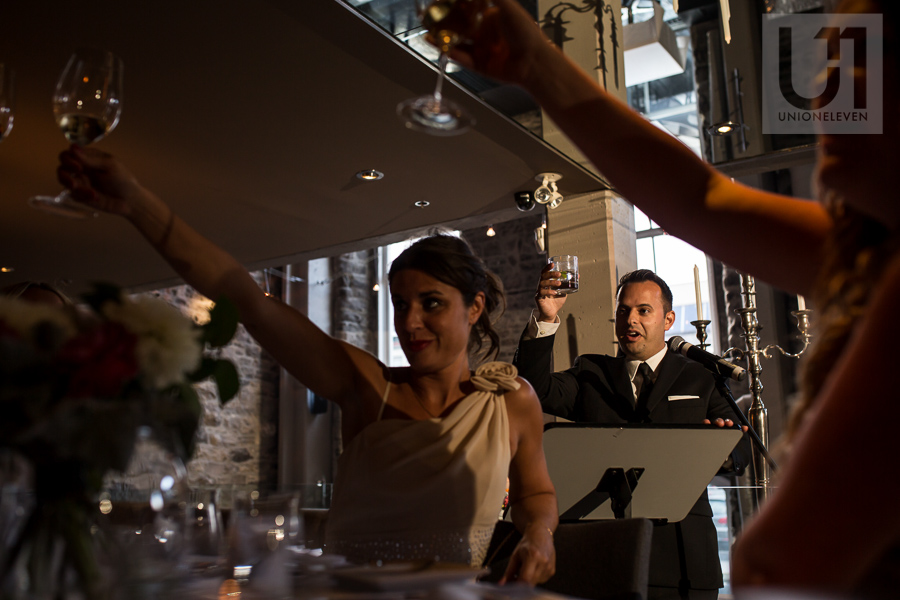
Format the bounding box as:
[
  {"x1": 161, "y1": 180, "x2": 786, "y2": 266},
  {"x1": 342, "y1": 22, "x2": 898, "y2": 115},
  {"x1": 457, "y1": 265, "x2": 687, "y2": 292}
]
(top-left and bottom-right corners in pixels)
[{"x1": 635, "y1": 207, "x2": 719, "y2": 353}]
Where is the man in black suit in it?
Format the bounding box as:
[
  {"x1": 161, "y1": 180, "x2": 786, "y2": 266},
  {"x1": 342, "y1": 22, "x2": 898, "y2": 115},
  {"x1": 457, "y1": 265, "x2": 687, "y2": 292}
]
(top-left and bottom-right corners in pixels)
[{"x1": 514, "y1": 267, "x2": 750, "y2": 600}]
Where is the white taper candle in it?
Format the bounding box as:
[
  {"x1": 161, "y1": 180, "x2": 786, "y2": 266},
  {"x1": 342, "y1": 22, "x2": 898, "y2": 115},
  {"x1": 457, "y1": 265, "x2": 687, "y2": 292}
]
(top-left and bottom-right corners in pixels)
[{"x1": 694, "y1": 264, "x2": 704, "y2": 322}]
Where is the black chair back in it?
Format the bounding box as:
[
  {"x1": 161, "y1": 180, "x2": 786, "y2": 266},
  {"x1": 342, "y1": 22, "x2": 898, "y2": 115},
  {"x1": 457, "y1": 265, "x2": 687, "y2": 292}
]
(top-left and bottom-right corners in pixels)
[{"x1": 483, "y1": 519, "x2": 653, "y2": 600}]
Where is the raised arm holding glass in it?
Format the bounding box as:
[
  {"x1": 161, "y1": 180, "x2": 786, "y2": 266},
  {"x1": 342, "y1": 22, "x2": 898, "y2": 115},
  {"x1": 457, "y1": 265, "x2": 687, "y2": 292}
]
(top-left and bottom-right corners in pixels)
[
  {"x1": 456, "y1": 0, "x2": 900, "y2": 596},
  {"x1": 55, "y1": 145, "x2": 557, "y2": 585}
]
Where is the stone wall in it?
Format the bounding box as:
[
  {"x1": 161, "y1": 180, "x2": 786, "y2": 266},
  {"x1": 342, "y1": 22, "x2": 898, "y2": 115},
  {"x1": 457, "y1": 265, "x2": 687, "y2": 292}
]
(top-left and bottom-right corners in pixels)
[
  {"x1": 331, "y1": 250, "x2": 378, "y2": 354},
  {"x1": 462, "y1": 212, "x2": 547, "y2": 365},
  {"x1": 145, "y1": 272, "x2": 281, "y2": 490}
]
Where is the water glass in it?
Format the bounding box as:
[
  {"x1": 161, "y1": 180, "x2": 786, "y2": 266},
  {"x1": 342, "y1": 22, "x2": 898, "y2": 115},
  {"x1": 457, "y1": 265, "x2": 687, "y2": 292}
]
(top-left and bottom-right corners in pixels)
[
  {"x1": 550, "y1": 255, "x2": 580, "y2": 294},
  {"x1": 184, "y1": 488, "x2": 227, "y2": 576},
  {"x1": 232, "y1": 489, "x2": 302, "y2": 554}
]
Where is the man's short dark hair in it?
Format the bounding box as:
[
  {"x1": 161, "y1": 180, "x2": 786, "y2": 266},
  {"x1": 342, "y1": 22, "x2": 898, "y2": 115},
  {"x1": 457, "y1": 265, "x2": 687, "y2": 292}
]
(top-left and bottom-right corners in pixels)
[{"x1": 616, "y1": 269, "x2": 674, "y2": 313}]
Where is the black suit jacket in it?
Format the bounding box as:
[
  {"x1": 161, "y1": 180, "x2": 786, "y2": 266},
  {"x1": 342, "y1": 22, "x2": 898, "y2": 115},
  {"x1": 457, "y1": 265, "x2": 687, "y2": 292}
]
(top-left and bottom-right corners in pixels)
[{"x1": 514, "y1": 333, "x2": 750, "y2": 590}]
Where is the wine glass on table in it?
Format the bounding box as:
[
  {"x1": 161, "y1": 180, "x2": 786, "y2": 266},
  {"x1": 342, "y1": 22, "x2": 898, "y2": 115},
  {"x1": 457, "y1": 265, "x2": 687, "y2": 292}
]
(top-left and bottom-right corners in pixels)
[
  {"x1": 396, "y1": 0, "x2": 486, "y2": 136},
  {"x1": 28, "y1": 48, "x2": 123, "y2": 218},
  {"x1": 0, "y1": 64, "x2": 14, "y2": 142}
]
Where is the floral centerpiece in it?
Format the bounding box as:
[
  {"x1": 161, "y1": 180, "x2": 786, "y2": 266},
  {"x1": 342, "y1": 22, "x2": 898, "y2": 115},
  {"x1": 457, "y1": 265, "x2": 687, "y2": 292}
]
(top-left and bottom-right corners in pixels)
[{"x1": 0, "y1": 283, "x2": 239, "y2": 598}]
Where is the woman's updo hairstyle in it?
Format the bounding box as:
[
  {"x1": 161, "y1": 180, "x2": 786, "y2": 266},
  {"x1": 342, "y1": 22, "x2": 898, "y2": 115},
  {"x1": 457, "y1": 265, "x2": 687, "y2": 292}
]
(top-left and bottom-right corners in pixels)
[{"x1": 388, "y1": 233, "x2": 505, "y2": 362}]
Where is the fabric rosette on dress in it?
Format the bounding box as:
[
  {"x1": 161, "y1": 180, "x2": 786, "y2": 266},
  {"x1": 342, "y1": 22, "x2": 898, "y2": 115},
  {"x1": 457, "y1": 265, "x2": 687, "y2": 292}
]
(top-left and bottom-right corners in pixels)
[{"x1": 470, "y1": 362, "x2": 520, "y2": 394}]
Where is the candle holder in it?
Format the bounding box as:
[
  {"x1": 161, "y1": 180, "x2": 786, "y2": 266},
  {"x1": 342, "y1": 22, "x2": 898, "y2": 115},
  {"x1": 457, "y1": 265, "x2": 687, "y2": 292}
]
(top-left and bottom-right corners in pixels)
[
  {"x1": 791, "y1": 308, "x2": 813, "y2": 350},
  {"x1": 690, "y1": 319, "x2": 711, "y2": 350},
  {"x1": 722, "y1": 275, "x2": 813, "y2": 510}
]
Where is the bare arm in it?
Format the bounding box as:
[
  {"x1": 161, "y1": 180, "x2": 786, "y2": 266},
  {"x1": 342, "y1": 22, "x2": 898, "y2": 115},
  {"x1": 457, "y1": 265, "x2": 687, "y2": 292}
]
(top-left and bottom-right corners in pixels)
[
  {"x1": 503, "y1": 379, "x2": 558, "y2": 585},
  {"x1": 457, "y1": 0, "x2": 832, "y2": 294},
  {"x1": 57, "y1": 146, "x2": 385, "y2": 413},
  {"x1": 731, "y1": 256, "x2": 900, "y2": 591}
]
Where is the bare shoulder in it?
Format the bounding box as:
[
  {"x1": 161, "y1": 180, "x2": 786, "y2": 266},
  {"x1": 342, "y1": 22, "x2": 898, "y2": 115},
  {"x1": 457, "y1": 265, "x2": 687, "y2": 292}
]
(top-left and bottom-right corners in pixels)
[
  {"x1": 505, "y1": 376, "x2": 541, "y2": 410},
  {"x1": 504, "y1": 376, "x2": 545, "y2": 438},
  {"x1": 331, "y1": 339, "x2": 391, "y2": 404}
]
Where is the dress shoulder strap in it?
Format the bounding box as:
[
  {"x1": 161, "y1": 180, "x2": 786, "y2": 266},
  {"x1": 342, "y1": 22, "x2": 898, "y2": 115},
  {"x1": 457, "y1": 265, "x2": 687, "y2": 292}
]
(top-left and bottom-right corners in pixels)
[{"x1": 376, "y1": 379, "x2": 392, "y2": 421}]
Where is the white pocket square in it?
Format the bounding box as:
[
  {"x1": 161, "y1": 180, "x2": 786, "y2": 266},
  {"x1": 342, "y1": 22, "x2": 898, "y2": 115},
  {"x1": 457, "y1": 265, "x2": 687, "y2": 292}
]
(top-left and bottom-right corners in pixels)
[{"x1": 668, "y1": 395, "x2": 699, "y2": 401}]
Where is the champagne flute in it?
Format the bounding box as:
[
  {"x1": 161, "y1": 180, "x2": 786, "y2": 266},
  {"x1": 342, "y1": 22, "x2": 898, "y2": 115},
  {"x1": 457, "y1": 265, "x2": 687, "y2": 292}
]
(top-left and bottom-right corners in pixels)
[
  {"x1": 29, "y1": 48, "x2": 123, "y2": 218},
  {"x1": 0, "y1": 64, "x2": 13, "y2": 142},
  {"x1": 396, "y1": 0, "x2": 486, "y2": 136}
]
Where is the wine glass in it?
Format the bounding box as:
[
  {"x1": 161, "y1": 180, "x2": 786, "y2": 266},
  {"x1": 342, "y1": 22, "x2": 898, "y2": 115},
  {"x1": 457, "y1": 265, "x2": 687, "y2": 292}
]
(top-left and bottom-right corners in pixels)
[
  {"x1": 225, "y1": 489, "x2": 300, "y2": 596},
  {"x1": 397, "y1": 0, "x2": 486, "y2": 136},
  {"x1": 0, "y1": 64, "x2": 13, "y2": 142},
  {"x1": 29, "y1": 48, "x2": 123, "y2": 218}
]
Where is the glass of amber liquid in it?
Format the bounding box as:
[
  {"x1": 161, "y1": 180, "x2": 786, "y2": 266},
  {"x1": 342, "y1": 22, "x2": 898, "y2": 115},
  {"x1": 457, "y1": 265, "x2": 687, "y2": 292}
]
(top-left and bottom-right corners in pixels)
[{"x1": 550, "y1": 255, "x2": 579, "y2": 294}]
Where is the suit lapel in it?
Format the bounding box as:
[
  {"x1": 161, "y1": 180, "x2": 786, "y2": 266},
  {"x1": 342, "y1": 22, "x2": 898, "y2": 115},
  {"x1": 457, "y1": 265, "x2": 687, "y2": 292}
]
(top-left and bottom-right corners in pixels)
[
  {"x1": 604, "y1": 357, "x2": 637, "y2": 417},
  {"x1": 642, "y1": 351, "x2": 685, "y2": 419}
]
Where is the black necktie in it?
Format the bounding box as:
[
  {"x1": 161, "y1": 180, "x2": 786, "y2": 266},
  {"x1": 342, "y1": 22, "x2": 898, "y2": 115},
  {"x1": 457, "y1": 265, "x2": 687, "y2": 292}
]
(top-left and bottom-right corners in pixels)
[{"x1": 634, "y1": 362, "x2": 654, "y2": 414}]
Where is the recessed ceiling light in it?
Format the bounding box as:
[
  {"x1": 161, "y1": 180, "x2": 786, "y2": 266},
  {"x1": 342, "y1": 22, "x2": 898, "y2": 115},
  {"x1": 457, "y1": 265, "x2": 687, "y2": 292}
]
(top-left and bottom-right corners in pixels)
[
  {"x1": 356, "y1": 169, "x2": 384, "y2": 181},
  {"x1": 414, "y1": 200, "x2": 430, "y2": 208},
  {"x1": 709, "y1": 121, "x2": 739, "y2": 136}
]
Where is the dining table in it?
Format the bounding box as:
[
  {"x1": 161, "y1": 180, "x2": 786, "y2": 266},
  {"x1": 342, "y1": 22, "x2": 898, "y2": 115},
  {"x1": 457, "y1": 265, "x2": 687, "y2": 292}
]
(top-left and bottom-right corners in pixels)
[{"x1": 177, "y1": 545, "x2": 576, "y2": 600}]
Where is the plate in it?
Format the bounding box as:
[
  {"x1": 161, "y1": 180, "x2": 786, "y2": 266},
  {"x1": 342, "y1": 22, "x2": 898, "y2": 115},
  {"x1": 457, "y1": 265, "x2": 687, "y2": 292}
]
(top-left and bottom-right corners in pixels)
[{"x1": 333, "y1": 562, "x2": 489, "y2": 592}]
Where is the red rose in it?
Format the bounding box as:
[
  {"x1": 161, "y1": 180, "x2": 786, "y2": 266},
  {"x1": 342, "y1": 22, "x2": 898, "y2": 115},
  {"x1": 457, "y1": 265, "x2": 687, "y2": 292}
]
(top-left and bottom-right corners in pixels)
[{"x1": 56, "y1": 322, "x2": 140, "y2": 399}]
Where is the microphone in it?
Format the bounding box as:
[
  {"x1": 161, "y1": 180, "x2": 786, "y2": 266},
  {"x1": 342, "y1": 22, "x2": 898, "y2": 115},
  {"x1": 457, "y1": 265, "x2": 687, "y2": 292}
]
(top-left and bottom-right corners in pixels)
[{"x1": 667, "y1": 336, "x2": 747, "y2": 382}]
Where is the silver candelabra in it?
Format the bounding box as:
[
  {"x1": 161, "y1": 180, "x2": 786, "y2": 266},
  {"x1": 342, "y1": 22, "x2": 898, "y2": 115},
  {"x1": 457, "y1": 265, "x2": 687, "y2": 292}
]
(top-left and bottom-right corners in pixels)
[{"x1": 693, "y1": 273, "x2": 812, "y2": 510}]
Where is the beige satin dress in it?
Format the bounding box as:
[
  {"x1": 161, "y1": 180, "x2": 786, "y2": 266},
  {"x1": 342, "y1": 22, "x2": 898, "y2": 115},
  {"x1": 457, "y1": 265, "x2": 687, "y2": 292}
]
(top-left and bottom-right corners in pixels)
[{"x1": 324, "y1": 362, "x2": 518, "y2": 566}]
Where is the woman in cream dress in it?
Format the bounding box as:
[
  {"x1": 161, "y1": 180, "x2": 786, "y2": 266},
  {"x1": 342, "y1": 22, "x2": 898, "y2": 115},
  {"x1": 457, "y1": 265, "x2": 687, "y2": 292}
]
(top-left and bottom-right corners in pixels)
[{"x1": 55, "y1": 148, "x2": 558, "y2": 585}]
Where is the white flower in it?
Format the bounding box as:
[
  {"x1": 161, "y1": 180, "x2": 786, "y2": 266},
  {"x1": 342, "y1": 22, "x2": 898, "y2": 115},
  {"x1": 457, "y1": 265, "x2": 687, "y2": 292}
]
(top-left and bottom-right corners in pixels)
[
  {"x1": 103, "y1": 296, "x2": 202, "y2": 389},
  {"x1": 0, "y1": 296, "x2": 77, "y2": 341}
]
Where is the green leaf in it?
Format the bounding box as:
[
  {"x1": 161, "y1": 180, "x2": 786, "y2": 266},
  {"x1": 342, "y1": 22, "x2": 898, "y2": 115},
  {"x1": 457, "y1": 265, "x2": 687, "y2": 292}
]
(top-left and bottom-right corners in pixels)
[
  {"x1": 211, "y1": 359, "x2": 240, "y2": 404},
  {"x1": 162, "y1": 383, "x2": 202, "y2": 460},
  {"x1": 179, "y1": 386, "x2": 203, "y2": 459},
  {"x1": 201, "y1": 296, "x2": 239, "y2": 348},
  {"x1": 80, "y1": 282, "x2": 123, "y2": 313}
]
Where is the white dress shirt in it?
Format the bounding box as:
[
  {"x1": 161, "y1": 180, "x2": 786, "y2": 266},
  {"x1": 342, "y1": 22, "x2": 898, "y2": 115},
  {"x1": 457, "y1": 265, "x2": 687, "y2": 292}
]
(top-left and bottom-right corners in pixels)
[
  {"x1": 625, "y1": 345, "x2": 667, "y2": 399},
  {"x1": 523, "y1": 310, "x2": 561, "y2": 339}
]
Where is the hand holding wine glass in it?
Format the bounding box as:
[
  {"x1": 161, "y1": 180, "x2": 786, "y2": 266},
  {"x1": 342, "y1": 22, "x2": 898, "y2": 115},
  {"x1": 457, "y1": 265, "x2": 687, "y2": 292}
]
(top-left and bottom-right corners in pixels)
[
  {"x1": 0, "y1": 64, "x2": 14, "y2": 142},
  {"x1": 29, "y1": 48, "x2": 123, "y2": 219},
  {"x1": 397, "y1": 0, "x2": 487, "y2": 136}
]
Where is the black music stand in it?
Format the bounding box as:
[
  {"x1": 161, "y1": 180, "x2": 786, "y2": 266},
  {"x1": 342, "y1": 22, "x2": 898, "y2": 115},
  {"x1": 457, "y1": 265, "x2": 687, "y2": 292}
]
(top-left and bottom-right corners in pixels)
[{"x1": 542, "y1": 423, "x2": 744, "y2": 523}]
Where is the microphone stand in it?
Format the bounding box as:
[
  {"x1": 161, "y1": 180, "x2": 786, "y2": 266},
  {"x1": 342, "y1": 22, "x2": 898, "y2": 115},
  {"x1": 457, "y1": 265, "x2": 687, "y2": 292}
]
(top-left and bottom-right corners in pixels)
[{"x1": 712, "y1": 375, "x2": 778, "y2": 473}]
